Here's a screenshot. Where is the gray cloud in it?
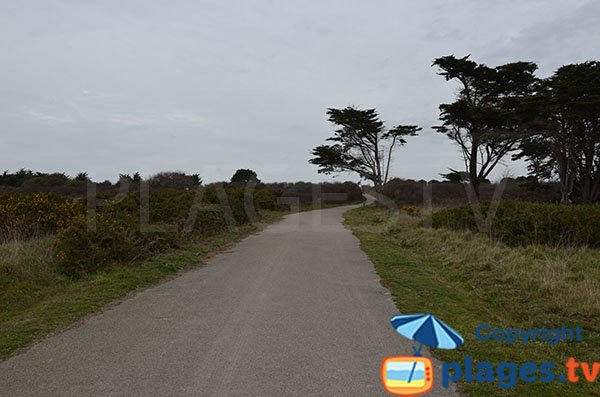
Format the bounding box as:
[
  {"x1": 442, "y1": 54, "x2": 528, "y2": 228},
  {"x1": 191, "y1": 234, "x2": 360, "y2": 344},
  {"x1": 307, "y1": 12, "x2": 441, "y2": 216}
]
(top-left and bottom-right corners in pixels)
[{"x1": 1, "y1": 0, "x2": 598, "y2": 182}]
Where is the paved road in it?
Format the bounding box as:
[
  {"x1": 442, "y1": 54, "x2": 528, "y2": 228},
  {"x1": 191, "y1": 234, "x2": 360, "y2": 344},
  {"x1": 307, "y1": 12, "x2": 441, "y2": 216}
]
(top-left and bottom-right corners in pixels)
[{"x1": 0, "y1": 206, "x2": 457, "y2": 396}]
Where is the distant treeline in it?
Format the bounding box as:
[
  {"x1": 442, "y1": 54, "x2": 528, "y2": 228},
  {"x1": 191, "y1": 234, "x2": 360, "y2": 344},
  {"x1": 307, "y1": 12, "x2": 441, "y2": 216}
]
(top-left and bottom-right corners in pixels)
[{"x1": 0, "y1": 169, "x2": 363, "y2": 204}]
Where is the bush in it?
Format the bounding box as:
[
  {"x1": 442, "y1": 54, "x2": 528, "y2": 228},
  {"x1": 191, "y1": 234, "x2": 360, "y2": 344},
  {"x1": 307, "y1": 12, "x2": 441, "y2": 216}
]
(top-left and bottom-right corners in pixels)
[
  {"x1": 261, "y1": 182, "x2": 362, "y2": 204},
  {"x1": 383, "y1": 178, "x2": 561, "y2": 207},
  {"x1": 0, "y1": 193, "x2": 81, "y2": 241},
  {"x1": 253, "y1": 189, "x2": 282, "y2": 211},
  {"x1": 55, "y1": 187, "x2": 280, "y2": 275},
  {"x1": 55, "y1": 213, "x2": 144, "y2": 275},
  {"x1": 431, "y1": 200, "x2": 600, "y2": 247},
  {"x1": 147, "y1": 172, "x2": 201, "y2": 189}
]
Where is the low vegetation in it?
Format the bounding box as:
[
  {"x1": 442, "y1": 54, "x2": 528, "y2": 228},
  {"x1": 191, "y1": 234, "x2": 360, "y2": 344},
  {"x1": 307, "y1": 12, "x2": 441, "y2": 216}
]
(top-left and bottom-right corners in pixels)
[
  {"x1": 382, "y1": 178, "x2": 560, "y2": 207},
  {"x1": 0, "y1": 178, "x2": 362, "y2": 359},
  {"x1": 431, "y1": 200, "x2": 600, "y2": 247},
  {"x1": 55, "y1": 188, "x2": 269, "y2": 276},
  {"x1": 0, "y1": 192, "x2": 80, "y2": 242},
  {"x1": 345, "y1": 206, "x2": 600, "y2": 396},
  {"x1": 0, "y1": 219, "x2": 276, "y2": 359}
]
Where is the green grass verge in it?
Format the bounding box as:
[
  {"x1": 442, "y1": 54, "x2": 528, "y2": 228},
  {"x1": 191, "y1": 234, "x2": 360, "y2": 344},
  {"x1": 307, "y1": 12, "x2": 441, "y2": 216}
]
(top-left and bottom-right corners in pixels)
[{"x1": 344, "y1": 206, "x2": 600, "y2": 397}]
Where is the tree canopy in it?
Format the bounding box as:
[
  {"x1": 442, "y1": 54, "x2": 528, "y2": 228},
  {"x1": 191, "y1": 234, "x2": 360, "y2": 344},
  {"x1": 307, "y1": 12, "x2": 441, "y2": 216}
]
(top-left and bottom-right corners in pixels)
[
  {"x1": 230, "y1": 169, "x2": 260, "y2": 184},
  {"x1": 309, "y1": 107, "x2": 420, "y2": 193},
  {"x1": 147, "y1": 172, "x2": 202, "y2": 189},
  {"x1": 433, "y1": 55, "x2": 538, "y2": 197},
  {"x1": 515, "y1": 61, "x2": 600, "y2": 203}
]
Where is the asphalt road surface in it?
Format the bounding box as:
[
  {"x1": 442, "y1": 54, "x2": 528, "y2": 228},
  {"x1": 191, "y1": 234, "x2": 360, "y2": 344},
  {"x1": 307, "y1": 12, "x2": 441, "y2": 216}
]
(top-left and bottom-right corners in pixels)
[{"x1": 0, "y1": 205, "x2": 458, "y2": 396}]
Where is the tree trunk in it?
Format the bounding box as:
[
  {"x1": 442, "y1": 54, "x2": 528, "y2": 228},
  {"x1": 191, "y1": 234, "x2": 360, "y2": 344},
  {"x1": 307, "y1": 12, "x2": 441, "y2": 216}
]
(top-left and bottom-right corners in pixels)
[
  {"x1": 555, "y1": 147, "x2": 574, "y2": 205},
  {"x1": 471, "y1": 180, "x2": 481, "y2": 200},
  {"x1": 468, "y1": 136, "x2": 480, "y2": 199},
  {"x1": 374, "y1": 182, "x2": 383, "y2": 204}
]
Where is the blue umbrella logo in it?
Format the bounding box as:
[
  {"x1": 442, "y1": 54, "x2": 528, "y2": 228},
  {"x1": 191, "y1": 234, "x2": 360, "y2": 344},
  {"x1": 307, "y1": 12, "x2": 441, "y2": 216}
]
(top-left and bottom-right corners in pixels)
[{"x1": 390, "y1": 313, "x2": 464, "y2": 383}]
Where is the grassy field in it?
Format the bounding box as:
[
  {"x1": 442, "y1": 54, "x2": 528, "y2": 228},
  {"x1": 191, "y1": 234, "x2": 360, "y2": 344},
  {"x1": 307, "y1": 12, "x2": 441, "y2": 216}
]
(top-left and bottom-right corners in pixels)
[{"x1": 344, "y1": 206, "x2": 600, "y2": 397}]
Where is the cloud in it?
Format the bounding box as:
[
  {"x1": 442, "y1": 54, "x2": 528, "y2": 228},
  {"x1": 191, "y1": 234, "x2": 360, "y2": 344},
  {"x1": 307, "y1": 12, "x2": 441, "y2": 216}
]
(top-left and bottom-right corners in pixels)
[
  {"x1": 105, "y1": 112, "x2": 151, "y2": 126},
  {"x1": 0, "y1": 0, "x2": 598, "y2": 182},
  {"x1": 25, "y1": 109, "x2": 74, "y2": 124},
  {"x1": 105, "y1": 111, "x2": 208, "y2": 127},
  {"x1": 483, "y1": 0, "x2": 600, "y2": 74}
]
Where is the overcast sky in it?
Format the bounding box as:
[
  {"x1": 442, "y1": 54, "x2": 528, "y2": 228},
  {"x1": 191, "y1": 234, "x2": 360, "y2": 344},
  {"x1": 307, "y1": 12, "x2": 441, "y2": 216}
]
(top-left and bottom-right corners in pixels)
[{"x1": 2, "y1": 0, "x2": 599, "y2": 183}]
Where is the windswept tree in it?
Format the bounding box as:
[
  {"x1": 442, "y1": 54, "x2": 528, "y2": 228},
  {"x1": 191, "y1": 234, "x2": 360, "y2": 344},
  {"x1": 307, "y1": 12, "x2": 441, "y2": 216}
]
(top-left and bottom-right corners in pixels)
[
  {"x1": 74, "y1": 172, "x2": 89, "y2": 181},
  {"x1": 309, "y1": 107, "x2": 420, "y2": 195},
  {"x1": 515, "y1": 61, "x2": 600, "y2": 203},
  {"x1": 440, "y1": 169, "x2": 469, "y2": 183},
  {"x1": 433, "y1": 55, "x2": 538, "y2": 197}
]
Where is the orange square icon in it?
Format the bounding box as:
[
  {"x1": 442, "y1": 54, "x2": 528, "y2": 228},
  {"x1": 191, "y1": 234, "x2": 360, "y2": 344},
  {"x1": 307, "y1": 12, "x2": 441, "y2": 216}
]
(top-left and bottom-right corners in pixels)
[{"x1": 381, "y1": 356, "x2": 434, "y2": 396}]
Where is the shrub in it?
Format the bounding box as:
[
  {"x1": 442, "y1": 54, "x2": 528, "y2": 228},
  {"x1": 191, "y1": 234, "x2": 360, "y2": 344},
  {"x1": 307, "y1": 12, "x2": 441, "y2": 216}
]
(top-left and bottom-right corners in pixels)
[
  {"x1": 0, "y1": 193, "x2": 81, "y2": 241},
  {"x1": 383, "y1": 178, "x2": 561, "y2": 207},
  {"x1": 261, "y1": 182, "x2": 362, "y2": 205},
  {"x1": 55, "y1": 187, "x2": 280, "y2": 275},
  {"x1": 431, "y1": 200, "x2": 600, "y2": 247},
  {"x1": 55, "y1": 213, "x2": 144, "y2": 275},
  {"x1": 253, "y1": 189, "x2": 282, "y2": 211},
  {"x1": 147, "y1": 171, "x2": 202, "y2": 189}
]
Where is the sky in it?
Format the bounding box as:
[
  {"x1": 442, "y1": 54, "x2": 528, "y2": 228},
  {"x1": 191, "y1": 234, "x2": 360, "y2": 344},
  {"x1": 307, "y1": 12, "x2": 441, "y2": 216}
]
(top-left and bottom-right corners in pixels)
[{"x1": 1, "y1": 0, "x2": 599, "y2": 183}]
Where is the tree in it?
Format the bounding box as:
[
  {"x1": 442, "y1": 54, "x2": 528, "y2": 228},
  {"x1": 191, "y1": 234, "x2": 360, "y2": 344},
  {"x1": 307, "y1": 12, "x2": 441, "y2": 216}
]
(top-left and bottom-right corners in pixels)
[
  {"x1": 440, "y1": 168, "x2": 491, "y2": 184},
  {"x1": 309, "y1": 107, "x2": 420, "y2": 195},
  {"x1": 515, "y1": 61, "x2": 600, "y2": 203},
  {"x1": 118, "y1": 173, "x2": 133, "y2": 183},
  {"x1": 0, "y1": 169, "x2": 46, "y2": 187},
  {"x1": 440, "y1": 168, "x2": 468, "y2": 183},
  {"x1": 74, "y1": 172, "x2": 89, "y2": 181},
  {"x1": 433, "y1": 55, "x2": 538, "y2": 198},
  {"x1": 23, "y1": 172, "x2": 69, "y2": 186},
  {"x1": 147, "y1": 172, "x2": 202, "y2": 189},
  {"x1": 230, "y1": 169, "x2": 260, "y2": 184}
]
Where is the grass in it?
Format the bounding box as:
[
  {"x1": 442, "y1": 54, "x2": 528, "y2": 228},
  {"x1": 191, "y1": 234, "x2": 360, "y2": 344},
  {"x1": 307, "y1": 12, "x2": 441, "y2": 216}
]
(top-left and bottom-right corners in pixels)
[{"x1": 344, "y1": 206, "x2": 600, "y2": 397}]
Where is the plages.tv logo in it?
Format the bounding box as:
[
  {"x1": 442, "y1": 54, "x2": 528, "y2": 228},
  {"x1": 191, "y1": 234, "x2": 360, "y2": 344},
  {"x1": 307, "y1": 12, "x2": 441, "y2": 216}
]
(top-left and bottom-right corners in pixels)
[{"x1": 381, "y1": 313, "x2": 464, "y2": 396}]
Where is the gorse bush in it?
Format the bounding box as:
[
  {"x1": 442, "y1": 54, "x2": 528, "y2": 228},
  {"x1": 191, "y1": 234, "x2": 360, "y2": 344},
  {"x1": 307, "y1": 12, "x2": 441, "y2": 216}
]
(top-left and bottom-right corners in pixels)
[
  {"x1": 431, "y1": 200, "x2": 600, "y2": 247},
  {"x1": 55, "y1": 213, "x2": 144, "y2": 275},
  {"x1": 55, "y1": 187, "x2": 280, "y2": 276},
  {"x1": 0, "y1": 193, "x2": 81, "y2": 241},
  {"x1": 400, "y1": 205, "x2": 420, "y2": 216},
  {"x1": 252, "y1": 189, "x2": 281, "y2": 211},
  {"x1": 2, "y1": 182, "x2": 356, "y2": 276}
]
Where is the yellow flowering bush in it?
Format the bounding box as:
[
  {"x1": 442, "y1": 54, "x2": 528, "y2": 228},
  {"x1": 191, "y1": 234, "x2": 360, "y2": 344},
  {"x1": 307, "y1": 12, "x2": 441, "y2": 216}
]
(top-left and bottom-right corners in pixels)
[{"x1": 0, "y1": 193, "x2": 82, "y2": 241}]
